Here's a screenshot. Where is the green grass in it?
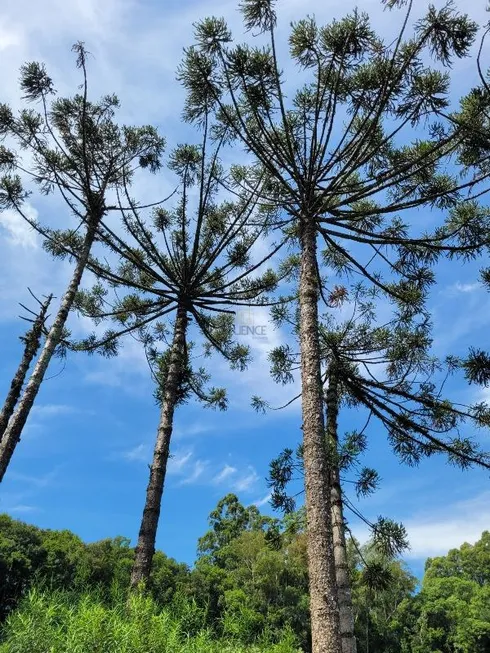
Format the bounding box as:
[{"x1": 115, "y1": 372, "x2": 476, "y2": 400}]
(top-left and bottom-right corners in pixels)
[{"x1": 0, "y1": 590, "x2": 301, "y2": 653}]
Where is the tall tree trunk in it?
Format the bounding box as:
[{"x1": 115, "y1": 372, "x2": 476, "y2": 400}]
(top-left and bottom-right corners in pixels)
[
  {"x1": 0, "y1": 220, "x2": 98, "y2": 483},
  {"x1": 299, "y1": 215, "x2": 341, "y2": 653},
  {"x1": 0, "y1": 295, "x2": 52, "y2": 442},
  {"x1": 130, "y1": 305, "x2": 187, "y2": 590},
  {"x1": 326, "y1": 363, "x2": 357, "y2": 653}
]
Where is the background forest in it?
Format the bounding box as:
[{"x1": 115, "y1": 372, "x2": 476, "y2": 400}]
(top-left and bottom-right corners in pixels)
[
  {"x1": 1, "y1": 505, "x2": 490, "y2": 652},
  {"x1": 1, "y1": 0, "x2": 490, "y2": 651}
]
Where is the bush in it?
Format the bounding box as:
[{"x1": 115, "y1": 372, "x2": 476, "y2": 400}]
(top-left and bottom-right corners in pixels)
[{"x1": 0, "y1": 589, "x2": 301, "y2": 653}]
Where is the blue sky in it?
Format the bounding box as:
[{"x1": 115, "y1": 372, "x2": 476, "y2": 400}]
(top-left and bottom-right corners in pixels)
[{"x1": 1, "y1": 0, "x2": 490, "y2": 580}]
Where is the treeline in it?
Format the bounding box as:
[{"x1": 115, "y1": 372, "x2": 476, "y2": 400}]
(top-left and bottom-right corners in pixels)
[{"x1": 1, "y1": 498, "x2": 489, "y2": 652}]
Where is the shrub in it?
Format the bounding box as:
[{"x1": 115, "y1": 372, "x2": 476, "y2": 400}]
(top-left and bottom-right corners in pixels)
[{"x1": 0, "y1": 589, "x2": 301, "y2": 653}]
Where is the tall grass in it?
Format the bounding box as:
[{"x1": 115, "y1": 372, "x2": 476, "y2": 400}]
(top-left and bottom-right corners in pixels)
[{"x1": 0, "y1": 590, "x2": 301, "y2": 653}]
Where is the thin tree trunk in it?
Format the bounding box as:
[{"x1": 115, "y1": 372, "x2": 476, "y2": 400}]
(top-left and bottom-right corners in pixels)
[
  {"x1": 130, "y1": 305, "x2": 187, "y2": 590},
  {"x1": 0, "y1": 295, "x2": 52, "y2": 442},
  {"x1": 0, "y1": 220, "x2": 98, "y2": 483},
  {"x1": 326, "y1": 363, "x2": 357, "y2": 653},
  {"x1": 299, "y1": 215, "x2": 341, "y2": 653}
]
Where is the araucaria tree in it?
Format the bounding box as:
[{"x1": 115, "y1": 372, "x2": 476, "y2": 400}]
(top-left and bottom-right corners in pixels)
[
  {"x1": 71, "y1": 130, "x2": 286, "y2": 589},
  {"x1": 0, "y1": 292, "x2": 52, "y2": 441},
  {"x1": 180, "y1": 2, "x2": 490, "y2": 650},
  {"x1": 266, "y1": 284, "x2": 490, "y2": 653},
  {"x1": 0, "y1": 44, "x2": 164, "y2": 481},
  {"x1": 267, "y1": 283, "x2": 490, "y2": 473}
]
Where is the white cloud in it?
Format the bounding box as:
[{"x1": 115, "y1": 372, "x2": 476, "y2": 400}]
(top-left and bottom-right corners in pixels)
[
  {"x1": 214, "y1": 464, "x2": 237, "y2": 484},
  {"x1": 6, "y1": 468, "x2": 59, "y2": 489},
  {"x1": 0, "y1": 206, "x2": 39, "y2": 248},
  {"x1": 31, "y1": 404, "x2": 77, "y2": 418},
  {"x1": 476, "y1": 386, "x2": 490, "y2": 406},
  {"x1": 432, "y1": 291, "x2": 490, "y2": 355},
  {"x1": 455, "y1": 282, "x2": 481, "y2": 293},
  {"x1": 211, "y1": 304, "x2": 301, "y2": 414},
  {"x1": 0, "y1": 215, "x2": 70, "y2": 322},
  {"x1": 166, "y1": 448, "x2": 210, "y2": 485},
  {"x1": 82, "y1": 334, "x2": 151, "y2": 390},
  {"x1": 403, "y1": 492, "x2": 490, "y2": 559},
  {"x1": 0, "y1": 486, "x2": 40, "y2": 515},
  {"x1": 6, "y1": 504, "x2": 38, "y2": 514},
  {"x1": 165, "y1": 450, "x2": 259, "y2": 493},
  {"x1": 252, "y1": 492, "x2": 271, "y2": 508},
  {"x1": 122, "y1": 443, "x2": 149, "y2": 463},
  {"x1": 0, "y1": 20, "x2": 22, "y2": 51},
  {"x1": 167, "y1": 450, "x2": 193, "y2": 475},
  {"x1": 233, "y1": 466, "x2": 260, "y2": 493},
  {"x1": 180, "y1": 459, "x2": 208, "y2": 485},
  {"x1": 0, "y1": 201, "x2": 63, "y2": 322},
  {"x1": 354, "y1": 490, "x2": 490, "y2": 560},
  {"x1": 121, "y1": 444, "x2": 212, "y2": 478},
  {"x1": 174, "y1": 422, "x2": 214, "y2": 439},
  {"x1": 446, "y1": 281, "x2": 482, "y2": 295},
  {"x1": 19, "y1": 405, "x2": 81, "y2": 441}
]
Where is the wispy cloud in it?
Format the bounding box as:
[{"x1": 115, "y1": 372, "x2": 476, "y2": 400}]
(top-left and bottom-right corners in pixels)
[
  {"x1": 122, "y1": 443, "x2": 150, "y2": 463},
  {"x1": 0, "y1": 467, "x2": 60, "y2": 516},
  {"x1": 121, "y1": 442, "x2": 220, "y2": 491},
  {"x1": 403, "y1": 492, "x2": 490, "y2": 559},
  {"x1": 168, "y1": 450, "x2": 193, "y2": 475},
  {"x1": 5, "y1": 504, "x2": 38, "y2": 514},
  {"x1": 174, "y1": 423, "x2": 214, "y2": 439},
  {"x1": 0, "y1": 206, "x2": 39, "y2": 248},
  {"x1": 0, "y1": 487, "x2": 40, "y2": 515},
  {"x1": 0, "y1": 209, "x2": 62, "y2": 321},
  {"x1": 252, "y1": 492, "x2": 271, "y2": 508},
  {"x1": 354, "y1": 490, "x2": 490, "y2": 560},
  {"x1": 32, "y1": 404, "x2": 78, "y2": 418},
  {"x1": 180, "y1": 459, "x2": 208, "y2": 486},
  {"x1": 214, "y1": 464, "x2": 237, "y2": 484},
  {"x1": 7, "y1": 468, "x2": 59, "y2": 489},
  {"x1": 82, "y1": 335, "x2": 151, "y2": 391},
  {"x1": 446, "y1": 281, "x2": 482, "y2": 295},
  {"x1": 209, "y1": 305, "x2": 301, "y2": 414},
  {"x1": 167, "y1": 449, "x2": 209, "y2": 486},
  {"x1": 165, "y1": 450, "x2": 260, "y2": 494},
  {"x1": 232, "y1": 467, "x2": 260, "y2": 493}
]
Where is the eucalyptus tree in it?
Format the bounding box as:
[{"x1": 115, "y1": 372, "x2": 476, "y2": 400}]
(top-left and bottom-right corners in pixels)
[
  {"x1": 69, "y1": 131, "x2": 287, "y2": 589},
  {"x1": 197, "y1": 493, "x2": 281, "y2": 565},
  {"x1": 179, "y1": 2, "x2": 490, "y2": 648},
  {"x1": 0, "y1": 292, "x2": 52, "y2": 441},
  {"x1": 0, "y1": 43, "x2": 164, "y2": 481}
]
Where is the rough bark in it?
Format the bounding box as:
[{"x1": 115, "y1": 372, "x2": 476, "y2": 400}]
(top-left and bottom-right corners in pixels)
[
  {"x1": 0, "y1": 295, "x2": 52, "y2": 442},
  {"x1": 299, "y1": 215, "x2": 342, "y2": 653},
  {"x1": 0, "y1": 219, "x2": 98, "y2": 483},
  {"x1": 326, "y1": 363, "x2": 357, "y2": 653},
  {"x1": 130, "y1": 305, "x2": 187, "y2": 590}
]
